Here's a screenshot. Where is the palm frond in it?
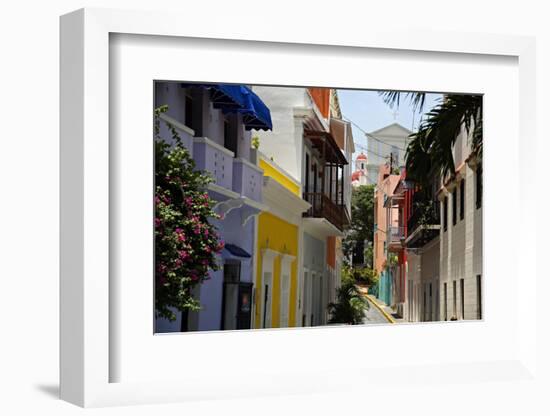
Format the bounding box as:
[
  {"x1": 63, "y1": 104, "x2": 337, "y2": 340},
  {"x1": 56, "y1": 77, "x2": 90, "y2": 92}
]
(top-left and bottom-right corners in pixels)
[
  {"x1": 379, "y1": 91, "x2": 428, "y2": 113},
  {"x1": 405, "y1": 94, "x2": 482, "y2": 183}
]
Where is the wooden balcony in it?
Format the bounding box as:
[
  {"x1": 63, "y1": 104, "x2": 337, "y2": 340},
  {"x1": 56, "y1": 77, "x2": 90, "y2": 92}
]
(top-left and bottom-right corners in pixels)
[{"x1": 302, "y1": 192, "x2": 349, "y2": 232}]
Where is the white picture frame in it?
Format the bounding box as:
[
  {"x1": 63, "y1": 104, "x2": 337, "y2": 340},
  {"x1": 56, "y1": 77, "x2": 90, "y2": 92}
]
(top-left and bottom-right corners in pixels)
[{"x1": 60, "y1": 7, "x2": 538, "y2": 407}]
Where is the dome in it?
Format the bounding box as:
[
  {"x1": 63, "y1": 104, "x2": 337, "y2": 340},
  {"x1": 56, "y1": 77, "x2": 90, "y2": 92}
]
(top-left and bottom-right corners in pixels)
[{"x1": 356, "y1": 152, "x2": 367, "y2": 161}]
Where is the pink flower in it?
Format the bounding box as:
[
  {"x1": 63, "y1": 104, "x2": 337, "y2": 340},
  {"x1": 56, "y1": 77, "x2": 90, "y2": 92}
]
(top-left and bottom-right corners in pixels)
[
  {"x1": 175, "y1": 228, "x2": 186, "y2": 242},
  {"x1": 154, "y1": 217, "x2": 161, "y2": 227},
  {"x1": 178, "y1": 250, "x2": 189, "y2": 259}
]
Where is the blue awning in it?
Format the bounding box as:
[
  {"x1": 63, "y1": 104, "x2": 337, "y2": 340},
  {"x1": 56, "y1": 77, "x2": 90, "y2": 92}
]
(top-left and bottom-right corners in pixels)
[
  {"x1": 181, "y1": 83, "x2": 272, "y2": 131},
  {"x1": 223, "y1": 243, "x2": 251, "y2": 258},
  {"x1": 234, "y1": 87, "x2": 273, "y2": 131}
]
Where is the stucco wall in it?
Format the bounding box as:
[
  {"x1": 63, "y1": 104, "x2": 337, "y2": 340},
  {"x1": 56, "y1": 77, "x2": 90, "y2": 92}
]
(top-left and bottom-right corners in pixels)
[
  {"x1": 406, "y1": 252, "x2": 422, "y2": 322},
  {"x1": 255, "y1": 212, "x2": 299, "y2": 328},
  {"x1": 439, "y1": 159, "x2": 482, "y2": 321},
  {"x1": 251, "y1": 86, "x2": 309, "y2": 182},
  {"x1": 154, "y1": 81, "x2": 259, "y2": 332}
]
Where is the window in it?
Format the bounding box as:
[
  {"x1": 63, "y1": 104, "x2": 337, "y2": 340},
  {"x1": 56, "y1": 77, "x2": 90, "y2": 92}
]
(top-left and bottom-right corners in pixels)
[
  {"x1": 443, "y1": 197, "x2": 448, "y2": 231},
  {"x1": 312, "y1": 163, "x2": 318, "y2": 194},
  {"x1": 429, "y1": 283, "x2": 433, "y2": 321},
  {"x1": 476, "y1": 164, "x2": 483, "y2": 209},
  {"x1": 223, "y1": 115, "x2": 238, "y2": 156},
  {"x1": 221, "y1": 262, "x2": 241, "y2": 330},
  {"x1": 452, "y1": 280, "x2": 457, "y2": 319},
  {"x1": 477, "y1": 275, "x2": 482, "y2": 319},
  {"x1": 305, "y1": 153, "x2": 310, "y2": 194},
  {"x1": 460, "y1": 278, "x2": 465, "y2": 320},
  {"x1": 422, "y1": 285, "x2": 427, "y2": 321},
  {"x1": 184, "y1": 88, "x2": 202, "y2": 136},
  {"x1": 280, "y1": 273, "x2": 290, "y2": 328},
  {"x1": 185, "y1": 92, "x2": 194, "y2": 131},
  {"x1": 444, "y1": 282, "x2": 448, "y2": 321},
  {"x1": 223, "y1": 262, "x2": 240, "y2": 283},
  {"x1": 262, "y1": 272, "x2": 272, "y2": 328},
  {"x1": 460, "y1": 179, "x2": 465, "y2": 221},
  {"x1": 390, "y1": 145, "x2": 400, "y2": 168},
  {"x1": 452, "y1": 187, "x2": 457, "y2": 226}
]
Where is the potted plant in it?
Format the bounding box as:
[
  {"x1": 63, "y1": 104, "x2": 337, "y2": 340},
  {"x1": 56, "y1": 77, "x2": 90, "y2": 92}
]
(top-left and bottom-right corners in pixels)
[{"x1": 250, "y1": 135, "x2": 260, "y2": 164}]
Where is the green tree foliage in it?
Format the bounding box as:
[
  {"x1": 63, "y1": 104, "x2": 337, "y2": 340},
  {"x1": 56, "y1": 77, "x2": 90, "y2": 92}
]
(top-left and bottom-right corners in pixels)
[
  {"x1": 341, "y1": 263, "x2": 378, "y2": 287},
  {"x1": 343, "y1": 184, "x2": 375, "y2": 265},
  {"x1": 154, "y1": 105, "x2": 224, "y2": 321}
]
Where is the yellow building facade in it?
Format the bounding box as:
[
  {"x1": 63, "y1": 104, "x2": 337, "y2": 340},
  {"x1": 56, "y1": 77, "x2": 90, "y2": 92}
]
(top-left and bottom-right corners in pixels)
[{"x1": 255, "y1": 156, "x2": 310, "y2": 329}]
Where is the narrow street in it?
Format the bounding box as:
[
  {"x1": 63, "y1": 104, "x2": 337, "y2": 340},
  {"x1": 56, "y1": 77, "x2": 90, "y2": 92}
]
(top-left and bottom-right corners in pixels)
[{"x1": 357, "y1": 286, "x2": 394, "y2": 325}]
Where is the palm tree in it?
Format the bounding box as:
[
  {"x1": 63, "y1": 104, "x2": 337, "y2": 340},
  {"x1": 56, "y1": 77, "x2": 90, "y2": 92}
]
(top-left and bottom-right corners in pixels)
[
  {"x1": 327, "y1": 279, "x2": 369, "y2": 325},
  {"x1": 380, "y1": 92, "x2": 482, "y2": 184}
]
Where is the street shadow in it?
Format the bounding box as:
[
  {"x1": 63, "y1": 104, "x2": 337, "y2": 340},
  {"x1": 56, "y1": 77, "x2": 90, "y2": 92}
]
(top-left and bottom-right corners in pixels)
[{"x1": 35, "y1": 383, "x2": 59, "y2": 399}]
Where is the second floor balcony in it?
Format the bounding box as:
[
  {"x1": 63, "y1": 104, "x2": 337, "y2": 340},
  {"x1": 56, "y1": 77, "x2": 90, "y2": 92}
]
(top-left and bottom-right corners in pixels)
[
  {"x1": 387, "y1": 226, "x2": 405, "y2": 251},
  {"x1": 193, "y1": 136, "x2": 234, "y2": 190},
  {"x1": 233, "y1": 158, "x2": 263, "y2": 203},
  {"x1": 405, "y1": 199, "x2": 440, "y2": 249},
  {"x1": 302, "y1": 192, "x2": 349, "y2": 232}
]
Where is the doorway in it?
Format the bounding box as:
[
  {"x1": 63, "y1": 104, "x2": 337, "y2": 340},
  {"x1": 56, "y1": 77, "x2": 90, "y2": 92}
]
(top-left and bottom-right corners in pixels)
[{"x1": 262, "y1": 271, "x2": 273, "y2": 328}]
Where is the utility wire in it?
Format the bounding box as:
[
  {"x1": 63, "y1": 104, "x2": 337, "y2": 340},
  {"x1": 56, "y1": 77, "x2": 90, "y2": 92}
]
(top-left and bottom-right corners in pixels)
[
  {"x1": 343, "y1": 115, "x2": 409, "y2": 152},
  {"x1": 352, "y1": 141, "x2": 395, "y2": 162}
]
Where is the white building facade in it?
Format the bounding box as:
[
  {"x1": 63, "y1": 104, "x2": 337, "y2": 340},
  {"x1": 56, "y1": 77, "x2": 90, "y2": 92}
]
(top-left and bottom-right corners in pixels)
[
  {"x1": 438, "y1": 127, "x2": 483, "y2": 321},
  {"x1": 252, "y1": 86, "x2": 352, "y2": 326},
  {"x1": 366, "y1": 123, "x2": 412, "y2": 186}
]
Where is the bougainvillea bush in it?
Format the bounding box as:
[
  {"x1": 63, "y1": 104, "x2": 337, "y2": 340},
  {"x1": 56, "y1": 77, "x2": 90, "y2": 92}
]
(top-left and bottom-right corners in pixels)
[{"x1": 154, "y1": 105, "x2": 224, "y2": 321}]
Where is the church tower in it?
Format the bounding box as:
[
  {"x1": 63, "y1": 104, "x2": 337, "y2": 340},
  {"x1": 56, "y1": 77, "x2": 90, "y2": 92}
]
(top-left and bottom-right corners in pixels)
[{"x1": 351, "y1": 152, "x2": 368, "y2": 187}]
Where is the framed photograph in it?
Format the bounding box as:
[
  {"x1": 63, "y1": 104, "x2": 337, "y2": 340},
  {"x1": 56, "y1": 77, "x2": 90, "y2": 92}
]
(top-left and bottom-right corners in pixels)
[{"x1": 60, "y1": 8, "x2": 537, "y2": 407}]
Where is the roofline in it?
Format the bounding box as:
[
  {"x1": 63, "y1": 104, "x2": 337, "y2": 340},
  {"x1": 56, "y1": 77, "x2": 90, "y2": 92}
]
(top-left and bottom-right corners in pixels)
[{"x1": 368, "y1": 122, "x2": 413, "y2": 136}]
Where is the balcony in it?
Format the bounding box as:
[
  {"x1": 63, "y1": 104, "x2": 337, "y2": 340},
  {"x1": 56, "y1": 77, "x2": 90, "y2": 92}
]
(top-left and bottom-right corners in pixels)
[
  {"x1": 387, "y1": 226, "x2": 405, "y2": 251},
  {"x1": 192, "y1": 137, "x2": 234, "y2": 190},
  {"x1": 405, "y1": 199, "x2": 440, "y2": 249},
  {"x1": 303, "y1": 192, "x2": 349, "y2": 232},
  {"x1": 233, "y1": 158, "x2": 263, "y2": 203},
  {"x1": 158, "y1": 113, "x2": 195, "y2": 157}
]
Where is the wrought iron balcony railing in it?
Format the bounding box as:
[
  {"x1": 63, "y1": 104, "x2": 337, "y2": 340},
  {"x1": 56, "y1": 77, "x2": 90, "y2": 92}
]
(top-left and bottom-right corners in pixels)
[
  {"x1": 388, "y1": 226, "x2": 405, "y2": 242},
  {"x1": 302, "y1": 192, "x2": 349, "y2": 232},
  {"x1": 405, "y1": 199, "x2": 440, "y2": 248}
]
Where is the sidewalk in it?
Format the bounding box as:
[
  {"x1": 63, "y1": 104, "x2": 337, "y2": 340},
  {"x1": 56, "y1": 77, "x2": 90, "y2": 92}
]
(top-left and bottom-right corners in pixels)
[
  {"x1": 356, "y1": 285, "x2": 404, "y2": 324},
  {"x1": 368, "y1": 295, "x2": 405, "y2": 324},
  {"x1": 356, "y1": 285, "x2": 395, "y2": 324}
]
